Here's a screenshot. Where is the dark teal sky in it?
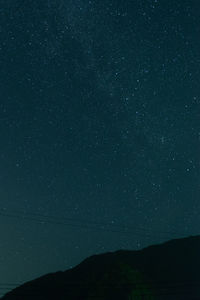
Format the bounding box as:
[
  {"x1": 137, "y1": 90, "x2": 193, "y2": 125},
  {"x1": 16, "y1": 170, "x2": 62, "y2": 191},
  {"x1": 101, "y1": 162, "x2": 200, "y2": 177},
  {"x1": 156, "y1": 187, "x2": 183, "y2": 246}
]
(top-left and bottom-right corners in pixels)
[{"x1": 0, "y1": 0, "x2": 200, "y2": 296}]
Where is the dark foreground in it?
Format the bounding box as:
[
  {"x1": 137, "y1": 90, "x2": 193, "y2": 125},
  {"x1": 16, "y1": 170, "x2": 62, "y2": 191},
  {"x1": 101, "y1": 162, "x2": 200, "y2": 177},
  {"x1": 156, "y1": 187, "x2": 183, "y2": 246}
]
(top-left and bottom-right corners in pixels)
[{"x1": 1, "y1": 236, "x2": 200, "y2": 299}]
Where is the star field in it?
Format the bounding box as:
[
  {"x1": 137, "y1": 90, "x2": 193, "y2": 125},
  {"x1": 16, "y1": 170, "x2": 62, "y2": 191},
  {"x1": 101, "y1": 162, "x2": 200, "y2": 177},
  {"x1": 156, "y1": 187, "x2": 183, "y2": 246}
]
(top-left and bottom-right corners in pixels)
[{"x1": 0, "y1": 0, "x2": 199, "y2": 295}]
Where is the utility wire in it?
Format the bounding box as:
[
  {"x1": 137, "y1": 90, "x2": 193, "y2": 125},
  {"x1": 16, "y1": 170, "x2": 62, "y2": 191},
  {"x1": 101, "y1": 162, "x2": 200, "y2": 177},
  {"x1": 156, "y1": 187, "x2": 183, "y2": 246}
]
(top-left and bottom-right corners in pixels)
[
  {"x1": 0, "y1": 280, "x2": 199, "y2": 298},
  {"x1": 0, "y1": 209, "x2": 190, "y2": 239},
  {"x1": 0, "y1": 280, "x2": 199, "y2": 289}
]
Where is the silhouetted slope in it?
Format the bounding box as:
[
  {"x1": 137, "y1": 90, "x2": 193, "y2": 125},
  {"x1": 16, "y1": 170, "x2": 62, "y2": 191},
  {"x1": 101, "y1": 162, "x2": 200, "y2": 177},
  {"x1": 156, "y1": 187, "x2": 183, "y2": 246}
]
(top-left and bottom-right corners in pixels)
[{"x1": 1, "y1": 236, "x2": 200, "y2": 299}]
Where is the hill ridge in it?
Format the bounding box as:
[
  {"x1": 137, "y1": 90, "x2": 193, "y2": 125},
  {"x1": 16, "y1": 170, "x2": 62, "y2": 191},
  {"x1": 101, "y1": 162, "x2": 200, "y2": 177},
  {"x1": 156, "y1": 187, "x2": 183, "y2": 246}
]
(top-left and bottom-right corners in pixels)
[{"x1": 1, "y1": 235, "x2": 200, "y2": 300}]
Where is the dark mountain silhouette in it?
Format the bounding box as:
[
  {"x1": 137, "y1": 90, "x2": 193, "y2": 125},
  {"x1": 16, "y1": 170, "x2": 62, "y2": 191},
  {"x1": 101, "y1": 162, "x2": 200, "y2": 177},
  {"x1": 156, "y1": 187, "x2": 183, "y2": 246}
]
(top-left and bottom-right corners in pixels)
[{"x1": 1, "y1": 236, "x2": 200, "y2": 299}]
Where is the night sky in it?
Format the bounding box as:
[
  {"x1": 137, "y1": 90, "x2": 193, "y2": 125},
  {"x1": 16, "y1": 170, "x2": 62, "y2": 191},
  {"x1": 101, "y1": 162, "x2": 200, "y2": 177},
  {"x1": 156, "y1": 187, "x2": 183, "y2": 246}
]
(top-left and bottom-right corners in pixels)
[{"x1": 0, "y1": 0, "x2": 200, "y2": 295}]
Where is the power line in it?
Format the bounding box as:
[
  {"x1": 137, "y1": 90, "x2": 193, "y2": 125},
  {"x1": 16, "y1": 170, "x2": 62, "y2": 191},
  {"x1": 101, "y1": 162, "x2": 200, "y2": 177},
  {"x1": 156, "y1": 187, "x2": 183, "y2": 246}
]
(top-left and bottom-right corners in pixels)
[
  {"x1": 0, "y1": 288, "x2": 200, "y2": 298},
  {"x1": 0, "y1": 208, "x2": 190, "y2": 239},
  {"x1": 0, "y1": 280, "x2": 199, "y2": 298},
  {"x1": 0, "y1": 279, "x2": 199, "y2": 288}
]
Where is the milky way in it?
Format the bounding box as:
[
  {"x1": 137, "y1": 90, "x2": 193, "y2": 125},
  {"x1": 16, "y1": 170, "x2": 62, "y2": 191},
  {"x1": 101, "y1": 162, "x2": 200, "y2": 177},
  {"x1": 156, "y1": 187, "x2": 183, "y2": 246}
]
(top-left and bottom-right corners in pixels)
[{"x1": 0, "y1": 0, "x2": 199, "y2": 296}]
